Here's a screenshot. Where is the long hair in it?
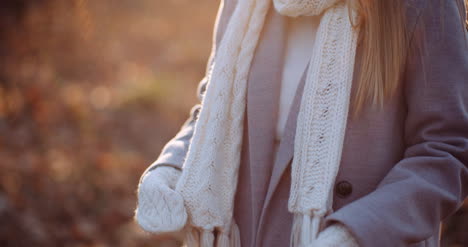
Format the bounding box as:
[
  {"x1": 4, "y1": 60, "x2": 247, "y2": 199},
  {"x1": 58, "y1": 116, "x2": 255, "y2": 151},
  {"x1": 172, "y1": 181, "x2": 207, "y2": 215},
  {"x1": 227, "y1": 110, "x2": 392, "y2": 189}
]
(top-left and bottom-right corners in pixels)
[
  {"x1": 349, "y1": 0, "x2": 467, "y2": 118},
  {"x1": 349, "y1": 0, "x2": 408, "y2": 118}
]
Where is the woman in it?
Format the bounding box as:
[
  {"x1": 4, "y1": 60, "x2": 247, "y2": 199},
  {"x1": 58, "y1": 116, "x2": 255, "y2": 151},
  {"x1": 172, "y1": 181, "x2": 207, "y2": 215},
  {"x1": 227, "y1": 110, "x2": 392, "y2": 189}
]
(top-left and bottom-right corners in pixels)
[{"x1": 135, "y1": 0, "x2": 468, "y2": 246}]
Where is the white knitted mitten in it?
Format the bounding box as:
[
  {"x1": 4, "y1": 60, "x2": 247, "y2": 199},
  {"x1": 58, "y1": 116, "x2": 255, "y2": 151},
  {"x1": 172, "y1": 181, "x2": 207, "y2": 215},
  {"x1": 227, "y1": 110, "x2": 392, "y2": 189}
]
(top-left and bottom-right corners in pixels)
[
  {"x1": 312, "y1": 223, "x2": 360, "y2": 247},
  {"x1": 135, "y1": 166, "x2": 188, "y2": 233}
]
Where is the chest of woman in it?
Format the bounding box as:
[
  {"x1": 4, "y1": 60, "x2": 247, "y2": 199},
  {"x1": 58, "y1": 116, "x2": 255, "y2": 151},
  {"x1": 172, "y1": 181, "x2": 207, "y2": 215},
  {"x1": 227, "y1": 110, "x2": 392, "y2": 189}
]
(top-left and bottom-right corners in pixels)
[{"x1": 232, "y1": 9, "x2": 410, "y2": 247}]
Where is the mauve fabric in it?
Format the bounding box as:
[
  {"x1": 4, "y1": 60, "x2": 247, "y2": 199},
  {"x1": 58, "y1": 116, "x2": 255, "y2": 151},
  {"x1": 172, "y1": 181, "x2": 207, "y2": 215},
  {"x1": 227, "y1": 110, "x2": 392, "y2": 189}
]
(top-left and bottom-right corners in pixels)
[{"x1": 140, "y1": 0, "x2": 468, "y2": 246}]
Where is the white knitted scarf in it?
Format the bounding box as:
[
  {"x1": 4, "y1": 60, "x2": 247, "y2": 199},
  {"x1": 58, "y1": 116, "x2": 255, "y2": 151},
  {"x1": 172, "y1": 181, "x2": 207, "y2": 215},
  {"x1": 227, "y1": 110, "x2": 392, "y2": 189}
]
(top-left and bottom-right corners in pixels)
[{"x1": 175, "y1": 0, "x2": 360, "y2": 246}]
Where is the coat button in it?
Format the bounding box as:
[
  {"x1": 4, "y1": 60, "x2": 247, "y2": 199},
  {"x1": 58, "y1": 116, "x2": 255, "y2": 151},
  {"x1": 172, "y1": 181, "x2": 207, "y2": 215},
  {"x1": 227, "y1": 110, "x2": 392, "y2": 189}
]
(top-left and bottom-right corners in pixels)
[{"x1": 335, "y1": 181, "x2": 353, "y2": 198}]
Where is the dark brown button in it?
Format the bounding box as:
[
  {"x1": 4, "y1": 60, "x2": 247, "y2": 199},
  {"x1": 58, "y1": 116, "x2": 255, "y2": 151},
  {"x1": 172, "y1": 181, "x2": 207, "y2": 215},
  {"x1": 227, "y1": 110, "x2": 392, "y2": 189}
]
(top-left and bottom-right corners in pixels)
[{"x1": 335, "y1": 181, "x2": 353, "y2": 198}]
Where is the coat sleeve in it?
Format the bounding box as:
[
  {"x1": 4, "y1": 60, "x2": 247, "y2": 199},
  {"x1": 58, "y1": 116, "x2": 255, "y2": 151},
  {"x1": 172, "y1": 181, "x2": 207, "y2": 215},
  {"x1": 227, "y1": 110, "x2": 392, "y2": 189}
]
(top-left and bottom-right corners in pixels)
[
  {"x1": 139, "y1": 0, "x2": 237, "y2": 179},
  {"x1": 324, "y1": 0, "x2": 468, "y2": 246}
]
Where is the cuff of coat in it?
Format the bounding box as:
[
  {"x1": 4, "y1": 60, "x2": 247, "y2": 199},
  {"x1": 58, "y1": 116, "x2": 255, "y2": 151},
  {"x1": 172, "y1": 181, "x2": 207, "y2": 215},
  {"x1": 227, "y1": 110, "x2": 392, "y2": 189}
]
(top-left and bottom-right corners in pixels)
[
  {"x1": 149, "y1": 154, "x2": 184, "y2": 171},
  {"x1": 138, "y1": 158, "x2": 183, "y2": 185}
]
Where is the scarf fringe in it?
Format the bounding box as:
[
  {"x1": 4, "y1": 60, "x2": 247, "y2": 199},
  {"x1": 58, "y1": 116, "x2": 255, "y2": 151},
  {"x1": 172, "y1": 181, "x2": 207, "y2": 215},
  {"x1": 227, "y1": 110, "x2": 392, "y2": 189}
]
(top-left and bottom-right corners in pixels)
[
  {"x1": 229, "y1": 220, "x2": 241, "y2": 247},
  {"x1": 216, "y1": 230, "x2": 230, "y2": 247},
  {"x1": 201, "y1": 230, "x2": 215, "y2": 247},
  {"x1": 185, "y1": 226, "x2": 200, "y2": 247},
  {"x1": 184, "y1": 221, "x2": 241, "y2": 247},
  {"x1": 290, "y1": 213, "x2": 323, "y2": 247}
]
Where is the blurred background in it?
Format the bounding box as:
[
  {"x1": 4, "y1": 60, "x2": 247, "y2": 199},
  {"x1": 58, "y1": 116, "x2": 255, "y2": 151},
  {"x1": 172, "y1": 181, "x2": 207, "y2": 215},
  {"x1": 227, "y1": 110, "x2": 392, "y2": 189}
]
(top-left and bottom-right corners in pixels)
[{"x1": 0, "y1": 0, "x2": 466, "y2": 246}]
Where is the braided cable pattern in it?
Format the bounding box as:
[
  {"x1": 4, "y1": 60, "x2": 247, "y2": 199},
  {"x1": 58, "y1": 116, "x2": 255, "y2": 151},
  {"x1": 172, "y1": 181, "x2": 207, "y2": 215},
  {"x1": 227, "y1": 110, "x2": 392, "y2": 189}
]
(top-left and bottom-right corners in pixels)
[
  {"x1": 288, "y1": 2, "x2": 359, "y2": 215},
  {"x1": 175, "y1": 0, "x2": 272, "y2": 232},
  {"x1": 287, "y1": 4, "x2": 359, "y2": 246}
]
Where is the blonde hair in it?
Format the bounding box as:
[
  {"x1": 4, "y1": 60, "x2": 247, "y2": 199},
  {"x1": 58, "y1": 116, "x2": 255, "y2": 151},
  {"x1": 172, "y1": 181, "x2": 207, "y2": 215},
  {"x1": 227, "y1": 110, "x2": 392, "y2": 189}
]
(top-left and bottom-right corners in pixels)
[
  {"x1": 350, "y1": 0, "x2": 409, "y2": 118},
  {"x1": 350, "y1": 0, "x2": 468, "y2": 118}
]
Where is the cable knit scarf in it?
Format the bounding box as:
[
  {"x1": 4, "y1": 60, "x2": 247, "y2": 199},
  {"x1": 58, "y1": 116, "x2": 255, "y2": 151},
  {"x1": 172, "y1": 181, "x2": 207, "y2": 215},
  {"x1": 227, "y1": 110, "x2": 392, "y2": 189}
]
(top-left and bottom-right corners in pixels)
[{"x1": 175, "y1": 0, "x2": 360, "y2": 246}]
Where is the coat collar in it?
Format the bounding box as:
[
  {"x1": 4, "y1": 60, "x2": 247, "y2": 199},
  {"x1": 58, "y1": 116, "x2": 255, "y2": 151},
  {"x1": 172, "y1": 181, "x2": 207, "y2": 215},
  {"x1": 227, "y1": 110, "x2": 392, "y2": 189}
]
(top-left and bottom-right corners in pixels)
[
  {"x1": 262, "y1": 60, "x2": 309, "y2": 212},
  {"x1": 245, "y1": 4, "x2": 287, "y2": 236}
]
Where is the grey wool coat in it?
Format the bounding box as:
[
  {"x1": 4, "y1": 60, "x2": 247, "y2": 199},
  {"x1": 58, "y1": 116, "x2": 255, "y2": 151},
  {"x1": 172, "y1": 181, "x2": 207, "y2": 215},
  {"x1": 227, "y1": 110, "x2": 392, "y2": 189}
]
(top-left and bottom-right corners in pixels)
[{"x1": 139, "y1": 0, "x2": 468, "y2": 246}]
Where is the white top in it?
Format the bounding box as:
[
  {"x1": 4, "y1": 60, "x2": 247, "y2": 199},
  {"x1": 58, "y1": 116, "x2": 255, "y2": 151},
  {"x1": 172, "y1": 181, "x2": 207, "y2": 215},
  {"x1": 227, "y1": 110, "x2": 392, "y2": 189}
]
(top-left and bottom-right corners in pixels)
[{"x1": 276, "y1": 15, "x2": 320, "y2": 140}]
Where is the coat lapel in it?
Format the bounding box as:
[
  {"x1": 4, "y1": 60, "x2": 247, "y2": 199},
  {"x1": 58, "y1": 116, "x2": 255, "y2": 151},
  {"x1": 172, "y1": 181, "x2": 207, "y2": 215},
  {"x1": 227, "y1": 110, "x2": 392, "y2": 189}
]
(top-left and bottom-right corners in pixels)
[
  {"x1": 257, "y1": 61, "x2": 309, "y2": 231},
  {"x1": 245, "y1": 4, "x2": 287, "y2": 237}
]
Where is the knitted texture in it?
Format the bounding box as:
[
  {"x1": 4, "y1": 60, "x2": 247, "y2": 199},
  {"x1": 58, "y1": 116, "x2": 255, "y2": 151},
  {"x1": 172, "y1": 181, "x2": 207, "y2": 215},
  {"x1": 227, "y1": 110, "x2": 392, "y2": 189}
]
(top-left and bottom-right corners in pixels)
[
  {"x1": 274, "y1": 0, "x2": 339, "y2": 17},
  {"x1": 175, "y1": 0, "x2": 271, "y2": 238},
  {"x1": 311, "y1": 224, "x2": 360, "y2": 247},
  {"x1": 172, "y1": 0, "x2": 360, "y2": 246},
  {"x1": 135, "y1": 166, "x2": 187, "y2": 233},
  {"x1": 288, "y1": 3, "x2": 359, "y2": 246}
]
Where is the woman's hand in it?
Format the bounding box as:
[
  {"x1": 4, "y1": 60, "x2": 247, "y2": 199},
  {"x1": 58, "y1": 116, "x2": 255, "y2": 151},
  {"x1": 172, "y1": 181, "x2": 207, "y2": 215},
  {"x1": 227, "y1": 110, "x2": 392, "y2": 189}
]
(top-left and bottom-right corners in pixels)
[
  {"x1": 312, "y1": 223, "x2": 359, "y2": 247},
  {"x1": 135, "y1": 166, "x2": 188, "y2": 234}
]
